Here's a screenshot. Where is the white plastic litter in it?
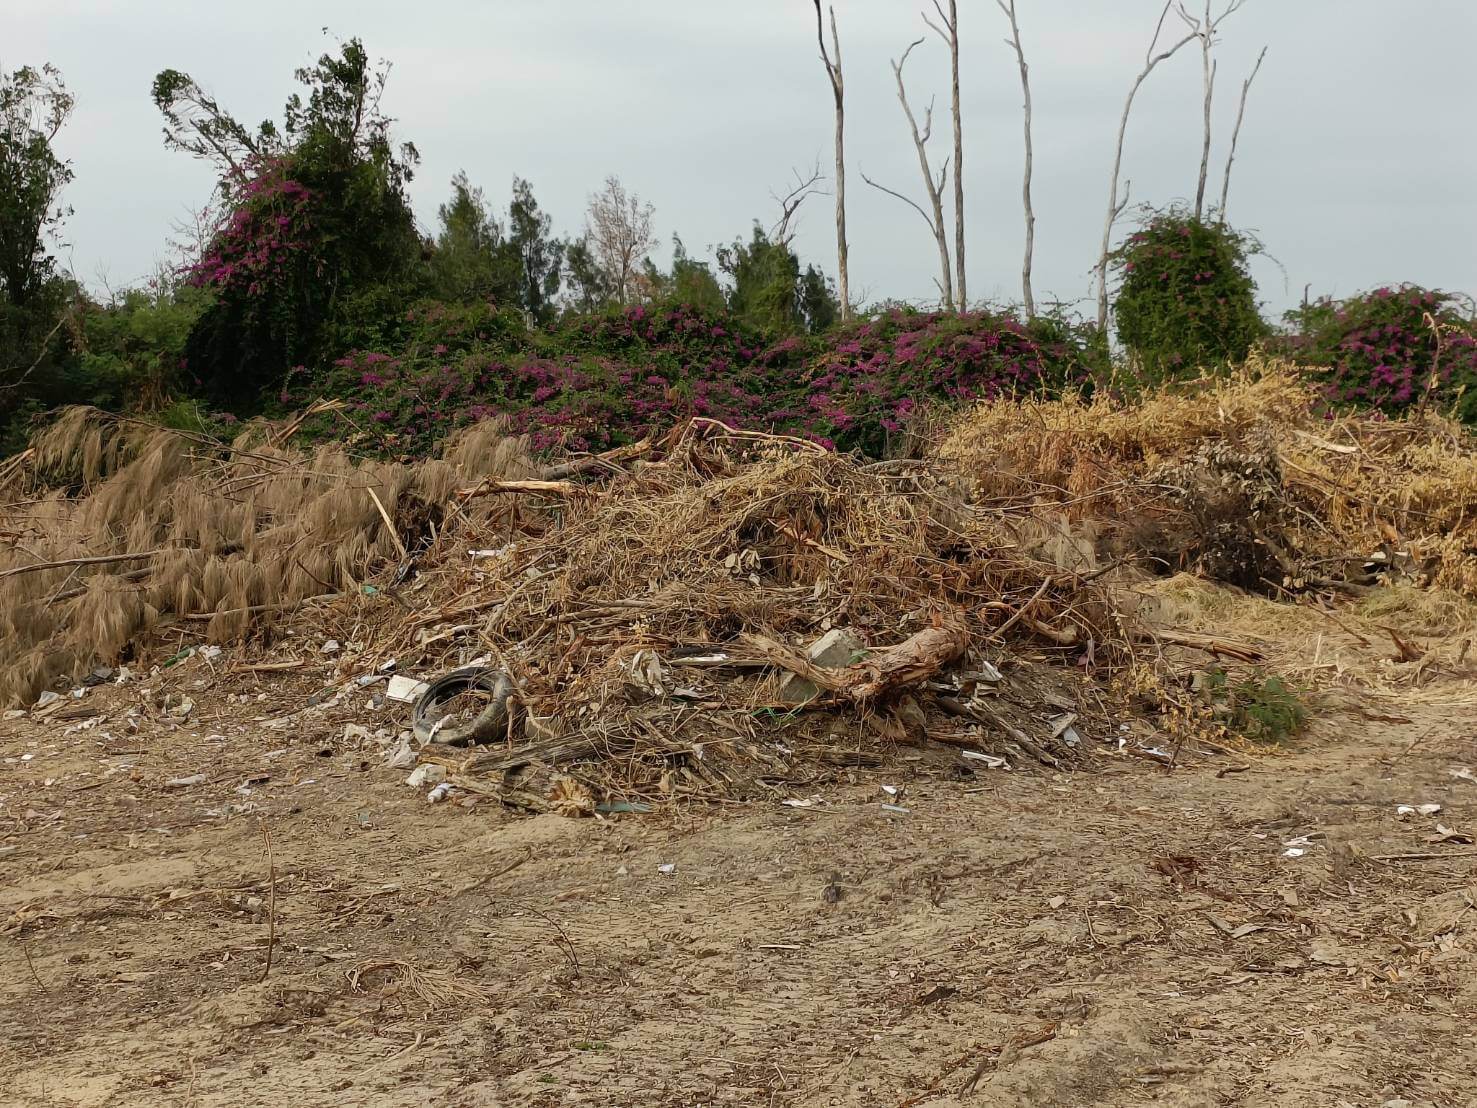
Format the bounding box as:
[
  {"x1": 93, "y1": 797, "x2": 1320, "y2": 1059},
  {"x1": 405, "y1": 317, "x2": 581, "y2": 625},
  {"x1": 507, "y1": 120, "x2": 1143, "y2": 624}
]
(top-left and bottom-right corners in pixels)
[
  {"x1": 1396, "y1": 803, "x2": 1442, "y2": 820},
  {"x1": 386, "y1": 675, "x2": 430, "y2": 703},
  {"x1": 961, "y1": 751, "x2": 1009, "y2": 769},
  {"x1": 405, "y1": 764, "x2": 446, "y2": 789}
]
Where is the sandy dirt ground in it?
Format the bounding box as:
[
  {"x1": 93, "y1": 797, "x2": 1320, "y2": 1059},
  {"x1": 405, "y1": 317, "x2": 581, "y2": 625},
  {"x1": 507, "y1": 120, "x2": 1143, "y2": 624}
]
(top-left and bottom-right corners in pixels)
[{"x1": 4, "y1": 663, "x2": 1476, "y2": 1108}]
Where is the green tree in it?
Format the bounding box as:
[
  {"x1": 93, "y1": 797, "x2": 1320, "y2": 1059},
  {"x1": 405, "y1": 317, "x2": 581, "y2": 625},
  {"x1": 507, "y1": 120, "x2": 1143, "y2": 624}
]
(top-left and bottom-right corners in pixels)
[
  {"x1": 77, "y1": 269, "x2": 210, "y2": 413},
  {"x1": 638, "y1": 237, "x2": 724, "y2": 314},
  {"x1": 717, "y1": 224, "x2": 837, "y2": 334},
  {"x1": 1, "y1": 64, "x2": 76, "y2": 442},
  {"x1": 669, "y1": 238, "x2": 725, "y2": 314},
  {"x1": 797, "y1": 263, "x2": 838, "y2": 333},
  {"x1": 505, "y1": 177, "x2": 563, "y2": 325},
  {"x1": 1109, "y1": 206, "x2": 1266, "y2": 380},
  {"x1": 155, "y1": 37, "x2": 423, "y2": 409},
  {"x1": 428, "y1": 171, "x2": 519, "y2": 305},
  {"x1": 563, "y1": 234, "x2": 613, "y2": 313}
]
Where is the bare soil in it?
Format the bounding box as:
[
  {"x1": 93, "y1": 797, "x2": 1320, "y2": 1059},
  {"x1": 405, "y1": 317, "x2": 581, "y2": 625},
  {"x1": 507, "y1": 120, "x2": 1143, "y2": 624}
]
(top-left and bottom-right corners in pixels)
[{"x1": 4, "y1": 668, "x2": 1476, "y2": 1108}]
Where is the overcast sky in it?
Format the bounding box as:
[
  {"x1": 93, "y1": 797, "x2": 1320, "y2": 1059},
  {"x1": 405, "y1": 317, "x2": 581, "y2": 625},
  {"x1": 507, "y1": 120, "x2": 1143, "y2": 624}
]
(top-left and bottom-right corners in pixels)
[{"x1": 10, "y1": 0, "x2": 1476, "y2": 318}]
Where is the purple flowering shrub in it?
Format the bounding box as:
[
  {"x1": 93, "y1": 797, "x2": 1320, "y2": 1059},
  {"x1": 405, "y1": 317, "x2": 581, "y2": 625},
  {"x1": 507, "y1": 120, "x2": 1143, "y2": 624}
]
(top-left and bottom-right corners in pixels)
[
  {"x1": 299, "y1": 302, "x2": 1100, "y2": 458},
  {"x1": 185, "y1": 160, "x2": 315, "y2": 296},
  {"x1": 1278, "y1": 286, "x2": 1477, "y2": 420},
  {"x1": 799, "y1": 309, "x2": 1096, "y2": 454}
]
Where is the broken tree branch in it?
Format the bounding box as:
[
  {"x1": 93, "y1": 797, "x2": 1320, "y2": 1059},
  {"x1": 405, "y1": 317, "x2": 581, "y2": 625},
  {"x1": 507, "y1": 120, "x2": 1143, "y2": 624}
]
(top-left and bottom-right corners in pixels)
[
  {"x1": 770, "y1": 160, "x2": 825, "y2": 246},
  {"x1": 1218, "y1": 45, "x2": 1267, "y2": 222},
  {"x1": 0, "y1": 549, "x2": 163, "y2": 581},
  {"x1": 1095, "y1": 1, "x2": 1199, "y2": 330}
]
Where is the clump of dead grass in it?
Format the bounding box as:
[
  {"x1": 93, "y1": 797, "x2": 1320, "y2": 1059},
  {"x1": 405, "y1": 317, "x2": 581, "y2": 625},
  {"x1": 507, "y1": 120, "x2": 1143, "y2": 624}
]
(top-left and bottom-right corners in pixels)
[
  {"x1": 342, "y1": 959, "x2": 489, "y2": 1013},
  {"x1": 0, "y1": 408, "x2": 539, "y2": 706}
]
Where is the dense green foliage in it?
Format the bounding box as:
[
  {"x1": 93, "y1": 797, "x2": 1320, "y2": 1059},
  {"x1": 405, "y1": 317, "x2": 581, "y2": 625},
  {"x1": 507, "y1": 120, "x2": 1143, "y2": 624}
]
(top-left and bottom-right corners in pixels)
[
  {"x1": 1203, "y1": 668, "x2": 1308, "y2": 746},
  {"x1": 716, "y1": 225, "x2": 838, "y2": 335},
  {"x1": 1109, "y1": 207, "x2": 1267, "y2": 381},
  {"x1": 0, "y1": 64, "x2": 77, "y2": 448},
  {"x1": 300, "y1": 303, "x2": 1102, "y2": 458}
]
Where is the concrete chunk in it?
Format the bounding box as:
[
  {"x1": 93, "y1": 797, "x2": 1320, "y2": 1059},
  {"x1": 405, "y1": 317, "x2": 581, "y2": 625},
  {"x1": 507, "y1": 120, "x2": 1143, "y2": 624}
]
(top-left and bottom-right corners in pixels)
[{"x1": 776, "y1": 628, "x2": 867, "y2": 705}]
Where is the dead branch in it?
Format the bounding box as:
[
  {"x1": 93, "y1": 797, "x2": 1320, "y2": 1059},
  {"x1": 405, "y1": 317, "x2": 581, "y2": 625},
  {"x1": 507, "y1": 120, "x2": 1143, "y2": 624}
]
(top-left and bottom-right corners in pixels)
[
  {"x1": 259, "y1": 825, "x2": 276, "y2": 982},
  {"x1": 1095, "y1": 1, "x2": 1200, "y2": 330},
  {"x1": 541, "y1": 438, "x2": 653, "y2": 480},
  {"x1": 366, "y1": 487, "x2": 408, "y2": 560},
  {"x1": 870, "y1": 38, "x2": 953, "y2": 308},
  {"x1": 1151, "y1": 628, "x2": 1263, "y2": 662},
  {"x1": 770, "y1": 160, "x2": 825, "y2": 246},
  {"x1": 0, "y1": 549, "x2": 163, "y2": 581},
  {"x1": 745, "y1": 611, "x2": 969, "y2": 703},
  {"x1": 997, "y1": 0, "x2": 1036, "y2": 317},
  {"x1": 923, "y1": 0, "x2": 966, "y2": 310},
  {"x1": 455, "y1": 478, "x2": 580, "y2": 501},
  {"x1": 0, "y1": 312, "x2": 69, "y2": 393},
  {"x1": 860, "y1": 169, "x2": 937, "y2": 236},
  {"x1": 1218, "y1": 45, "x2": 1267, "y2": 222},
  {"x1": 813, "y1": 0, "x2": 851, "y2": 320}
]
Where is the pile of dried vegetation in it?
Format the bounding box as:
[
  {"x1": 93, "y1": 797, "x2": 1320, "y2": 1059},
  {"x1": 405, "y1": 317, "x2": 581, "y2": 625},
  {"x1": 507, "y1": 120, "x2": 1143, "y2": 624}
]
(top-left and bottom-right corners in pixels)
[
  {"x1": 938, "y1": 357, "x2": 1477, "y2": 598},
  {"x1": 6, "y1": 363, "x2": 1477, "y2": 811}
]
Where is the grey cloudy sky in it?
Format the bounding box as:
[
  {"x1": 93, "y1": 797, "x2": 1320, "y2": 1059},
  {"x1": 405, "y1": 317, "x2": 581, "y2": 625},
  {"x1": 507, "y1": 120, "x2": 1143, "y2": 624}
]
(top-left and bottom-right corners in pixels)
[{"x1": 10, "y1": 0, "x2": 1477, "y2": 317}]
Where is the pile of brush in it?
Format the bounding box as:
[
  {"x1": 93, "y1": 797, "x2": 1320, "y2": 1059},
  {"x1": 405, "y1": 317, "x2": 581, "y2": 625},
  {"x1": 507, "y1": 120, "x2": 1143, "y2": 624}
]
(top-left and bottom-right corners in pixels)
[
  {"x1": 333, "y1": 421, "x2": 1123, "y2": 811},
  {"x1": 937, "y1": 357, "x2": 1477, "y2": 599},
  {"x1": 19, "y1": 363, "x2": 1467, "y2": 811}
]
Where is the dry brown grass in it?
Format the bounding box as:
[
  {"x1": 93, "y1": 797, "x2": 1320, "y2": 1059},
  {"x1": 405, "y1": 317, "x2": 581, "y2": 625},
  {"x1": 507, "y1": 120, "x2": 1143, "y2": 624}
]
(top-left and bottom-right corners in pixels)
[
  {"x1": 0, "y1": 408, "x2": 538, "y2": 706},
  {"x1": 938, "y1": 356, "x2": 1477, "y2": 596}
]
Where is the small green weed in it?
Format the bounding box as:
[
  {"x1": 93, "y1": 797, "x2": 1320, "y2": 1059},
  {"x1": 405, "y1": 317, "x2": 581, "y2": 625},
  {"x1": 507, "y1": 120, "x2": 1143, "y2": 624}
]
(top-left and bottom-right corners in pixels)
[{"x1": 1201, "y1": 668, "x2": 1309, "y2": 745}]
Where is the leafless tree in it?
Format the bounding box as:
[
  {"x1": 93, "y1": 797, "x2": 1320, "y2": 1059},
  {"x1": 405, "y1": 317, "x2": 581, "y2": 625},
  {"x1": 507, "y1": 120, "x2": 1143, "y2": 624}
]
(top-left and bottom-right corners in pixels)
[
  {"x1": 864, "y1": 40, "x2": 953, "y2": 308},
  {"x1": 1218, "y1": 45, "x2": 1267, "y2": 223},
  {"x1": 1183, "y1": 0, "x2": 1248, "y2": 222},
  {"x1": 1094, "y1": 2, "x2": 1200, "y2": 332},
  {"x1": 812, "y1": 0, "x2": 851, "y2": 320},
  {"x1": 770, "y1": 160, "x2": 825, "y2": 247},
  {"x1": 996, "y1": 0, "x2": 1035, "y2": 318},
  {"x1": 922, "y1": 0, "x2": 965, "y2": 310},
  {"x1": 585, "y1": 175, "x2": 656, "y2": 304}
]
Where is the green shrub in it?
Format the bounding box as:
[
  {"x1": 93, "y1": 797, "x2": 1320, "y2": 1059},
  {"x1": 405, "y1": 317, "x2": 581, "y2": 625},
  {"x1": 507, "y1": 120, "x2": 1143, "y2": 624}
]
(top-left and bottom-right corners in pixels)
[
  {"x1": 1109, "y1": 207, "x2": 1267, "y2": 382},
  {"x1": 1201, "y1": 668, "x2": 1309, "y2": 745}
]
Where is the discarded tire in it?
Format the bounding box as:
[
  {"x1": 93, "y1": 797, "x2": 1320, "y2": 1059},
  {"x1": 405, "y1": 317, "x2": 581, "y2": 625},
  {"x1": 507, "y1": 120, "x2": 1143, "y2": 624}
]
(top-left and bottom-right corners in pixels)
[{"x1": 411, "y1": 666, "x2": 514, "y2": 746}]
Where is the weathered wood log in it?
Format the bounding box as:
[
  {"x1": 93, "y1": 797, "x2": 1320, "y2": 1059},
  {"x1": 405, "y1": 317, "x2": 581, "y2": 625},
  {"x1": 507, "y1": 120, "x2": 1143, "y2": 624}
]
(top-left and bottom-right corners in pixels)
[{"x1": 743, "y1": 610, "x2": 970, "y2": 704}]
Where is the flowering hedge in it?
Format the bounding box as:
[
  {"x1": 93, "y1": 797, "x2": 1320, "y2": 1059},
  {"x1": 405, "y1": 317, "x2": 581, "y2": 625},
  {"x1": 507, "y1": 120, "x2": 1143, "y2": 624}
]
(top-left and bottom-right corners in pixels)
[
  {"x1": 1277, "y1": 285, "x2": 1477, "y2": 420},
  {"x1": 297, "y1": 303, "x2": 1101, "y2": 457}
]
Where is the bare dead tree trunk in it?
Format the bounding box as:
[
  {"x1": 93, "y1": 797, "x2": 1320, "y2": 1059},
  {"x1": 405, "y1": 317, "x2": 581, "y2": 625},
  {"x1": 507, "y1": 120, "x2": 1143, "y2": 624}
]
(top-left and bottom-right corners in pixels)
[
  {"x1": 1094, "y1": 2, "x2": 1199, "y2": 332},
  {"x1": 865, "y1": 39, "x2": 953, "y2": 309},
  {"x1": 997, "y1": 0, "x2": 1035, "y2": 319},
  {"x1": 924, "y1": 0, "x2": 965, "y2": 311},
  {"x1": 1218, "y1": 45, "x2": 1266, "y2": 222},
  {"x1": 1193, "y1": 0, "x2": 1216, "y2": 221},
  {"x1": 813, "y1": 1, "x2": 851, "y2": 321}
]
